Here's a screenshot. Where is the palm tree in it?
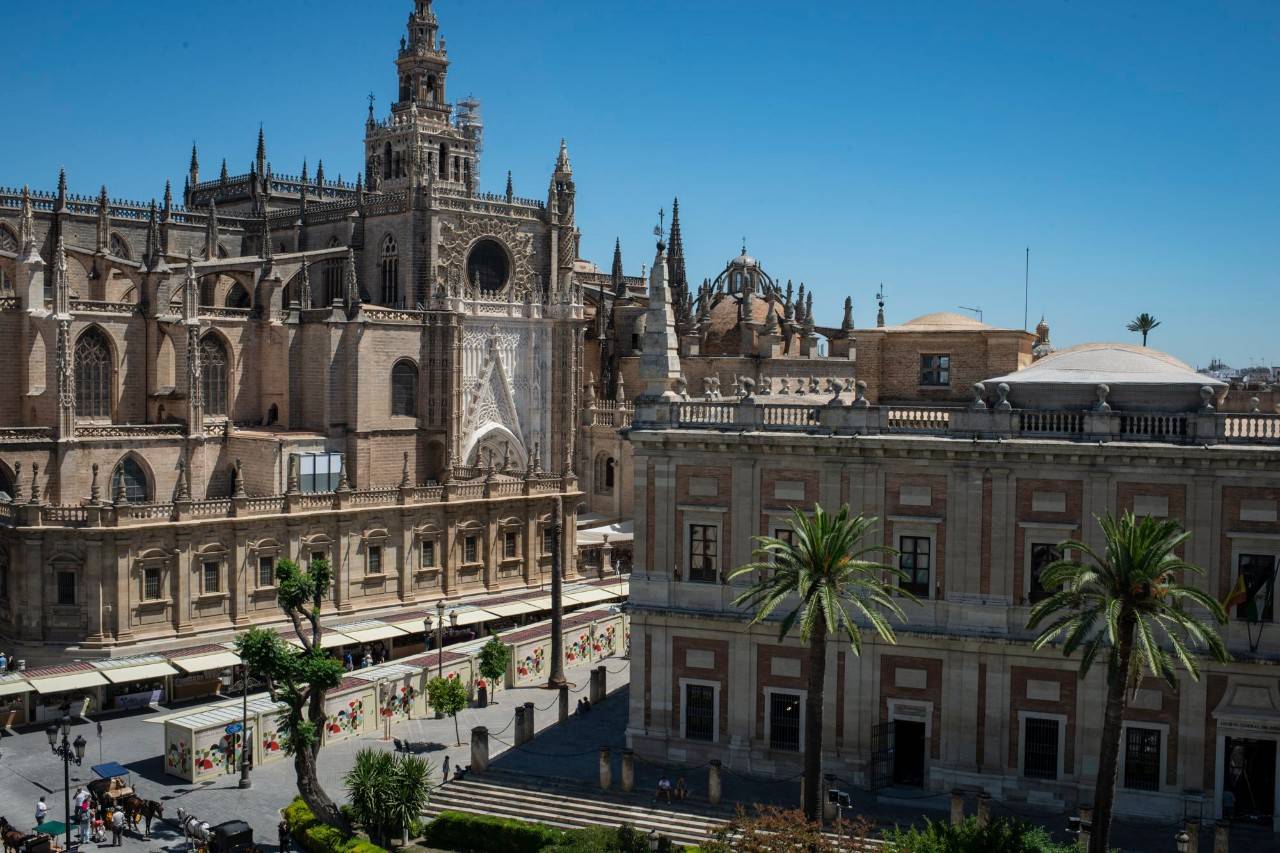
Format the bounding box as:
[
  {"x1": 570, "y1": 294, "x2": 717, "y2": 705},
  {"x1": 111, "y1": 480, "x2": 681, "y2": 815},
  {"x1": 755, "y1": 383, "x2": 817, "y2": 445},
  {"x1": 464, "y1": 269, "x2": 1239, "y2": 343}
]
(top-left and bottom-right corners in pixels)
[
  {"x1": 730, "y1": 504, "x2": 914, "y2": 823},
  {"x1": 1027, "y1": 513, "x2": 1228, "y2": 853},
  {"x1": 1126, "y1": 312, "x2": 1161, "y2": 346}
]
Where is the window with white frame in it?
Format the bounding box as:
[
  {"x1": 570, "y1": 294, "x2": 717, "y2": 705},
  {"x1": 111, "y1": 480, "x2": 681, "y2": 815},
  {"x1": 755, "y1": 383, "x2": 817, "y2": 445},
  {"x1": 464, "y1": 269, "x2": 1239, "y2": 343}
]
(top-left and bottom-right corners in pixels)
[
  {"x1": 420, "y1": 539, "x2": 437, "y2": 569},
  {"x1": 464, "y1": 535, "x2": 478, "y2": 564},
  {"x1": 684, "y1": 683, "x2": 715, "y2": 741},
  {"x1": 919, "y1": 354, "x2": 951, "y2": 386},
  {"x1": 1022, "y1": 716, "x2": 1060, "y2": 780},
  {"x1": 201, "y1": 560, "x2": 221, "y2": 594},
  {"x1": 768, "y1": 691, "x2": 802, "y2": 752},
  {"x1": 1122, "y1": 726, "x2": 1161, "y2": 791},
  {"x1": 688, "y1": 523, "x2": 719, "y2": 584},
  {"x1": 257, "y1": 556, "x2": 275, "y2": 588}
]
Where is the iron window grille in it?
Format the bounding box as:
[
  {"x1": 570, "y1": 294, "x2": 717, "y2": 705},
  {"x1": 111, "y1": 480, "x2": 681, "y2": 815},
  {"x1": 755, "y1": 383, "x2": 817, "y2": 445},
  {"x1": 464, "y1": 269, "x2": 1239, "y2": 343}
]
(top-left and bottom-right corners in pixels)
[
  {"x1": 684, "y1": 684, "x2": 715, "y2": 742},
  {"x1": 464, "y1": 535, "x2": 478, "y2": 564},
  {"x1": 142, "y1": 567, "x2": 162, "y2": 601},
  {"x1": 1023, "y1": 717, "x2": 1059, "y2": 780},
  {"x1": 899, "y1": 536, "x2": 931, "y2": 597},
  {"x1": 1123, "y1": 726, "x2": 1161, "y2": 791},
  {"x1": 421, "y1": 541, "x2": 436, "y2": 568},
  {"x1": 257, "y1": 556, "x2": 274, "y2": 588},
  {"x1": 391, "y1": 362, "x2": 417, "y2": 417},
  {"x1": 920, "y1": 354, "x2": 951, "y2": 386},
  {"x1": 202, "y1": 561, "x2": 221, "y2": 594},
  {"x1": 688, "y1": 524, "x2": 719, "y2": 584},
  {"x1": 56, "y1": 570, "x2": 76, "y2": 606},
  {"x1": 504, "y1": 531, "x2": 518, "y2": 559},
  {"x1": 367, "y1": 545, "x2": 383, "y2": 574},
  {"x1": 769, "y1": 692, "x2": 802, "y2": 752}
]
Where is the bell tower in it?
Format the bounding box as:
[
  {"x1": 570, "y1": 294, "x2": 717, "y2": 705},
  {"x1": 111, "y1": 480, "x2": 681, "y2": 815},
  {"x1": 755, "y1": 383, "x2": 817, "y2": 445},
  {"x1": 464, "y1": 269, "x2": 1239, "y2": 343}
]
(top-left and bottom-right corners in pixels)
[{"x1": 364, "y1": 0, "x2": 479, "y2": 193}]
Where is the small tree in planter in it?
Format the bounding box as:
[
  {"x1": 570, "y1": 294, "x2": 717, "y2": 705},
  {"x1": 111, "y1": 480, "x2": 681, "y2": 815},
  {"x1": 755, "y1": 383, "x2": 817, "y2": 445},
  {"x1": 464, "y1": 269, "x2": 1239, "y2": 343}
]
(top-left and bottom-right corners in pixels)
[
  {"x1": 427, "y1": 674, "x2": 469, "y2": 746},
  {"x1": 344, "y1": 748, "x2": 432, "y2": 847},
  {"x1": 476, "y1": 635, "x2": 510, "y2": 706}
]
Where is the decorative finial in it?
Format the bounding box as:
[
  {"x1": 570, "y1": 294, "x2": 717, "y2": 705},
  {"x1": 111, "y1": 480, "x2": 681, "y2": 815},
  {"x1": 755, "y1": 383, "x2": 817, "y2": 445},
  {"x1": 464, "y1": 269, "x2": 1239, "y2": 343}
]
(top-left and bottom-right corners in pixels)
[{"x1": 90, "y1": 463, "x2": 101, "y2": 504}]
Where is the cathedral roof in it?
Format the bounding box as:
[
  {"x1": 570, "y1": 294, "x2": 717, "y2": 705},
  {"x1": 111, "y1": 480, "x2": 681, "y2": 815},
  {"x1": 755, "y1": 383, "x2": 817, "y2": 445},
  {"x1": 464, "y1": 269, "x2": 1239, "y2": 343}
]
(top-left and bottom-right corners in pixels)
[
  {"x1": 883, "y1": 311, "x2": 993, "y2": 331},
  {"x1": 700, "y1": 292, "x2": 783, "y2": 357}
]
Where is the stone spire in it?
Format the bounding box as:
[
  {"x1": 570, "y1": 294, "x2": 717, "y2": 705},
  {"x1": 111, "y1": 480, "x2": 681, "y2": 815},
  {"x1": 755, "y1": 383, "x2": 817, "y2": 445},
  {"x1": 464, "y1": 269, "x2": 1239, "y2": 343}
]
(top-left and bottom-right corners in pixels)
[
  {"x1": 162, "y1": 180, "x2": 173, "y2": 221},
  {"x1": 611, "y1": 238, "x2": 624, "y2": 298},
  {"x1": 637, "y1": 214, "x2": 683, "y2": 401},
  {"x1": 204, "y1": 199, "x2": 219, "y2": 260},
  {"x1": 18, "y1": 186, "x2": 36, "y2": 257},
  {"x1": 189, "y1": 142, "x2": 200, "y2": 186},
  {"x1": 343, "y1": 247, "x2": 360, "y2": 310},
  {"x1": 505, "y1": 170, "x2": 513, "y2": 201},
  {"x1": 96, "y1": 185, "x2": 110, "y2": 252},
  {"x1": 298, "y1": 257, "x2": 312, "y2": 308},
  {"x1": 259, "y1": 214, "x2": 273, "y2": 261},
  {"x1": 256, "y1": 125, "x2": 267, "y2": 175},
  {"x1": 219, "y1": 159, "x2": 229, "y2": 183},
  {"x1": 876, "y1": 286, "x2": 886, "y2": 327},
  {"x1": 840, "y1": 296, "x2": 854, "y2": 333},
  {"x1": 56, "y1": 168, "x2": 68, "y2": 214},
  {"x1": 300, "y1": 159, "x2": 309, "y2": 184},
  {"x1": 555, "y1": 138, "x2": 572, "y2": 175},
  {"x1": 315, "y1": 160, "x2": 325, "y2": 188},
  {"x1": 52, "y1": 237, "x2": 70, "y2": 318},
  {"x1": 182, "y1": 252, "x2": 199, "y2": 322},
  {"x1": 144, "y1": 200, "x2": 169, "y2": 273},
  {"x1": 667, "y1": 197, "x2": 689, "y2": 316}
]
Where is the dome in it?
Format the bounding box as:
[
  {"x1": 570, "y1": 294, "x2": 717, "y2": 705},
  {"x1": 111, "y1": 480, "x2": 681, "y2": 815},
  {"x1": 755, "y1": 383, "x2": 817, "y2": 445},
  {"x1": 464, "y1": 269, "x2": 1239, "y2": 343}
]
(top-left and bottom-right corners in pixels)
[
  {"x1": 985, "y1": 343, "x2": 1227, "y2": 412},
  {"x1": 728, "y1": 251, "x2": 758, "y2": 269},
  {"x1": 700, "y1": 293, "x2": 784, "y2": 357},
  {"x1": 892, "y1": 311, "x2": 993, "y2": 330},
  {"x1": 712, "y1": 242, "x2": 775, "y2": 295}
]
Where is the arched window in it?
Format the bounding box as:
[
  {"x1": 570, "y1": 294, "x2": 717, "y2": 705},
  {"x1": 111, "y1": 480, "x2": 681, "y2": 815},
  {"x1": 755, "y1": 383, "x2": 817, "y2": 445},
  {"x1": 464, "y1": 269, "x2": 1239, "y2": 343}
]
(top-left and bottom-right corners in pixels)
[
  {"x1": 391, "y1": 360, "x2": 418, "y2": 417},
  {"x1": 0, "y1": 227, "x2": 19, "y2": 253},
  {"x1": 383, "y1": 142, "x2": 393, "y2": 181},
  {"x1": 199, "y1": 275, "x2": 217, "y2": 307},
  {"x1": 74, "y1": 328, "x2": 112, "y2": 419},
  {"x1": 225, "y1": 282, "x2": 250, "y2": 309},
  {"x1": 109, "y1": 233, "x2": 130, "y2": 260},
  {"x1": 111, "y1": 456, "x2": 149, "y2": 504},
  {"x1": 201, "y1": 335, "x2": 229, "y2": 416},
  {"x1": 594, "y1": 454, "x2": 616, "y2": 495},
  {"x1": 381, "y1": 235, "x2": 400, "y2": 307}
]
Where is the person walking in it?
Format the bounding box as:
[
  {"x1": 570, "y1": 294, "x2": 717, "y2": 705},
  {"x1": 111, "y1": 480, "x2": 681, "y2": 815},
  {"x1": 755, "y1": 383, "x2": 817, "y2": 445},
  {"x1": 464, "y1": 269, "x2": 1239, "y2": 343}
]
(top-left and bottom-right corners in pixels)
[
  {"x1": 110, "y1": 806, "x2": 125, "y2": 846},
  {"x1": 277, "y1": 818, "x2": 290, "y2": 852},
  {"x1": 441, "y1": 754, "x2": 450, "y2": 784},
  {"x1": 78, "y1": 801, "x2": 91, "y2": 844},
  {"x1": 35, "y1": 796, "x2": 47, "y2": 828}
]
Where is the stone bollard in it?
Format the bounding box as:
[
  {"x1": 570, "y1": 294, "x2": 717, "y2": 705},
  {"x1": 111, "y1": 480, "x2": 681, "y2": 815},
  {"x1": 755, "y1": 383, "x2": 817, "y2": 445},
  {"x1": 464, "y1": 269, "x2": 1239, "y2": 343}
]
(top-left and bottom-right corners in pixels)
[
  {"x1": 976, "y1": 793, "x2": 991, "y2": 827},
  {"x1": 471, "y1": 726, "x2": 489, "y2": 772},
  {"x1": 1183, "y1": 820, "x2": 1199, "y2": 853},
  {"x1": 523, "y1": 701, "x2": 535, "y2": 742},
  {"x1": 599, "y1": 746, "x2": 612, "y2": 791},
  {"x1": 708, "y1": 760, "x2": 722, "y2": 805},
  {"x1": 621, "y1": 749, "x2": 635, "y2": 793},
  {"x1": 513, "y1": 706, "x2": 527, "y2": 746},
  {"x1": 950, "y1": 789, "x2": 965, "y2": 825},
  {"x1": 823, "y1": 774, "x2": 838, "y2": 822},
  {"x1": 1213, "y1": 820, "x2": 1229, "y2": 853},
  {"x1": 559, "y1": 684, "x2": 569, "y2": 723},
  {"x1": 590, "y1": 666, "x2": 606, "y2": 703},
  {"x1": 1078, "y1": 807, "x2": 1093, "y2": 852}
]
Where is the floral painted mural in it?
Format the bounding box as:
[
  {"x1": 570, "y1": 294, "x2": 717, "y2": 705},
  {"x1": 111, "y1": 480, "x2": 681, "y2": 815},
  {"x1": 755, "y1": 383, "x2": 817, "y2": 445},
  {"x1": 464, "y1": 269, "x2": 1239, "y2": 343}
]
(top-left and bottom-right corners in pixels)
[
  {"x1": 565, "y1": 632, "x2": 590, "y2": 664},
  {"x1": 517, "y1": 646, "x2": 545, "y2": 678}
]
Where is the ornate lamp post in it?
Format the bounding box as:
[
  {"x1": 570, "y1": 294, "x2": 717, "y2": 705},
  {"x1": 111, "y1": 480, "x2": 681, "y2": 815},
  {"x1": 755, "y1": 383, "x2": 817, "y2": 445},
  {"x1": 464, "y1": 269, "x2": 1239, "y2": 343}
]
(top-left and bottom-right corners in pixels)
[
  {"x1": 45, "y1": 707, "x2": 87, "y2": 849},
  {"x1": 435, "y1": 599, "x2": 446, "y2": 679},
  {"x1": 239, "y1": 663, "x2": 252, "y2": 789},
  {"x1": 547, "y1": 496, "x2": 567, "y2": 688}
]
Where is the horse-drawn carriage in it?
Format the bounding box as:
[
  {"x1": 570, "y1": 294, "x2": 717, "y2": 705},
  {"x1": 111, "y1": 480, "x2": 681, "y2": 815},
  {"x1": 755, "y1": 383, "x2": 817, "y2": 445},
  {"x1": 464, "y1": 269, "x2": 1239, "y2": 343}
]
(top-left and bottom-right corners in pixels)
[
  {"x1": 86, "y1": 762, "x2": 134, "y2": 809},
  {"x1": 0, "y1": 817, "x2": 54, "y2": 853},
  {"x1": 177, "y1": 810, "x2": 257, "y2": 853}
]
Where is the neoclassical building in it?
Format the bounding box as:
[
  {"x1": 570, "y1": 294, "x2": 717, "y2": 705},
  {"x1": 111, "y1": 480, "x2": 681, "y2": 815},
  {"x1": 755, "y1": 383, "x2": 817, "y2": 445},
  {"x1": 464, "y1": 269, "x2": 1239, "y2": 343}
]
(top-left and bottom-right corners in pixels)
[
  {"x1": 0, "y1": 0, "x2": 590, "y2": 659},
  {"x1": 624, "y1": 257, "x2": 1280, "y2": 833}
]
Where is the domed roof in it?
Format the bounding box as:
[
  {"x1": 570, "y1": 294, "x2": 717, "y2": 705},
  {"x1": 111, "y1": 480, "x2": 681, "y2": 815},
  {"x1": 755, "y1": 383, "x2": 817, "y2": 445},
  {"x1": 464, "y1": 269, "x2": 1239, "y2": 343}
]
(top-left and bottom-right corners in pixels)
[
  {"x1": 893, "y1": 311, "x2": 993, "y2": 330},
  {"x1": 727, "y1": 250, "x2": 759, "y2": 269},
  {"x1": 985, "y1": 343, "x2": 1226, "y2": 412},
  {"x1": 700, "y1": 293, "x2": 784, "y2": 357}
]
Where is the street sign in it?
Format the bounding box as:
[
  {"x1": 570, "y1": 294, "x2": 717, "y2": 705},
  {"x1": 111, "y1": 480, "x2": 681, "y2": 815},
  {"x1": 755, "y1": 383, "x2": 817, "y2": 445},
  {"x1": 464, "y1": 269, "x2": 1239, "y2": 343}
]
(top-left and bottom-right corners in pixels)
[{"x1": 225, "y1": 723, "x2": 243, "y2": 735}]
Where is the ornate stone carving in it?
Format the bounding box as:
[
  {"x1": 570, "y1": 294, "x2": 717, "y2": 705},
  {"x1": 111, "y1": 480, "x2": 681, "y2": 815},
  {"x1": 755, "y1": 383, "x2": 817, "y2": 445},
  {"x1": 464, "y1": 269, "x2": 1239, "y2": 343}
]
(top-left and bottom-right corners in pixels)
[{"x1": 437, "y1": 214, "x2": 536, "y2": 299}]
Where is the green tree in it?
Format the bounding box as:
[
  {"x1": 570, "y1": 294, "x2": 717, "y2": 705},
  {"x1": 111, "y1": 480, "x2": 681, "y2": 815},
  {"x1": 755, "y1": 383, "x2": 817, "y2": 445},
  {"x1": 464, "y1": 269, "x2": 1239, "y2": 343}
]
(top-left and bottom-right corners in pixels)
[
  {"x1": 236, "y1": 558, "x2": 347, "y2": 830},
  {"x1": 1027, "y1": 513, "x2": 1228, "y2": 853},
  {"x1": 476, "y1": 635, "x2": 511, "y2": 705},
  {"x1": 730, "y1": 504, "x2": 914, "y2": 822},
  {"x1": 883, "y1": 816, "x2": 1074, "y2": 853},
  {"x1": 427, "y1": 675, "x2": 469, "y2": 746},
  {"x1": 344, "y1": 748, "x2": 432, "y2": 847},
  {"x1": 1125, "y1": 312, "x2": 1161, "y2": 346}
]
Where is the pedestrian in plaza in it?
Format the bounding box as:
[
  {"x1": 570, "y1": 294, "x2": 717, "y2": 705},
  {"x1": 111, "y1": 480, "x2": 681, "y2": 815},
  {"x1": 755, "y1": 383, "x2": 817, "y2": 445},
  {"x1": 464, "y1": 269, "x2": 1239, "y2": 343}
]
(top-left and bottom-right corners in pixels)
[
  {"x1": 0, "y1": 651, "x2": 8, "y2": 671},
  {"x1": 35, "y1": 795, "x2": 48, "y2": 827},
  {"x1": 110, "y1": 806, "x2": 125, "y2": 846},
  {"x1": 343, "y1": 651, "x2": 354, "y2": 671},
  {"x1": 78, "y1": 801, "x2": 91, "y2": 843},
  {"x1": 277, "y1": 818, "x2": 290, "y2": 852},
  {"x1": 362, "y1": 650, "x2": 372, "y2": 669},
  {"x1": 441, "y1": 754, "x2": 450, "y2": 784}
]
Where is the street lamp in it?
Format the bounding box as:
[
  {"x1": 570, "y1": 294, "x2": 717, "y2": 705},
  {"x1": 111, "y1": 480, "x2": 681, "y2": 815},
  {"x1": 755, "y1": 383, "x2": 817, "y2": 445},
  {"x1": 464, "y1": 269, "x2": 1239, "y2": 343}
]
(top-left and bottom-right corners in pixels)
[
  {"x1": 435, "y1": 599, "x2": 446, "y2": 679},
  {"x1": 239, "y1": 663, "x2": 252, "y2": 789},
  {"x1": 1175, "y1": 830, "x2": 1190, "y2": 853},
  {"x1": 46, "y1": 708, "x2": 87, "y2": 849}
]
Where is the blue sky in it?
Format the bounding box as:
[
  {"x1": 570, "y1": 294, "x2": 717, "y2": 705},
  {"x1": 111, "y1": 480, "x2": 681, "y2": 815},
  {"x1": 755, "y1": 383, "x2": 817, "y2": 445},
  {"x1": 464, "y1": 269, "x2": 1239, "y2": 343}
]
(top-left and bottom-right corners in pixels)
[{"x1": 3, "y1": 1, "x2": 1276, "y2": 368}]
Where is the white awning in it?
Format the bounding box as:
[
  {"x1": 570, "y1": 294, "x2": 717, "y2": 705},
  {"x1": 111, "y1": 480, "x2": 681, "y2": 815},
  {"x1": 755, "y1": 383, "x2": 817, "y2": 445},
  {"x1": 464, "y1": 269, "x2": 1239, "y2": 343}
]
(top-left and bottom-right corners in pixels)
[
  {"x1": 27, "y1": 671, "x2": 109, "y2": 694},
  {"x1": 171, "y1": 651, "x2": 241, "y2": 674},
  {"x1": 521, "y1": 595, "x2": 555, "y2": 612},
  {"x1": 347, "y1": 662, "x2": 422, "y2": 683},
  {"x1": 483, "y1": 601, "x2": 540, "y2": 618},
  {"x1": 286, "y1": 630, "x2": 354, "y2": 650},
  {"x1": 0, "y1": 679, "x2": 30, "y2": 697},
  {"x1": 576, "y1": 520, "x2": 634, "y2": 545},
  {"x1": 565, "y1": 587, "x2": 620, "y2": 605},
  {"x1": 100, "y1": 662, "x2": 178, "y2": 684},
  {"x1": 336, "y1": 623, "x2": 407, "y2": 644},
  {"x1": 451, "y1": 608, "x2": 499, "y2": 626}
]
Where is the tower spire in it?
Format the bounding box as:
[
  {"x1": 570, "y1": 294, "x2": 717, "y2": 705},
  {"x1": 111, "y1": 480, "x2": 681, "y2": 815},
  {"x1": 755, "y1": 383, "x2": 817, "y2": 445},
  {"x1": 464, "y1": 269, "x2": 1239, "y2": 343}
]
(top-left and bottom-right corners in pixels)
[
  {"x1": 189, "y1": 142, "x2": 199, "y2": 185},
  {"x1": 555, "y1": 138, "x2": 572, "y2": 174},
  {"x1": 255, "y1": 125, "x2": 266, "y2": 175},
  {"x1": 205, "y1": 199, "x2": 219, "y2": 260},
  {"x1": 96, "y1": 186, "x2": 110, "y2": 252},
  {"x1": 611, "y1": 238, "x2": 624, "y2": 298},
  {"x1": 637, "y1": 211, "x2": 683, "y2": 402},
  {"x1": 56, "y1": 168, "x2": 68, "y2": 213},
  {"x1": 667, "y1": 197, "x2": 689, "y2": 332}
]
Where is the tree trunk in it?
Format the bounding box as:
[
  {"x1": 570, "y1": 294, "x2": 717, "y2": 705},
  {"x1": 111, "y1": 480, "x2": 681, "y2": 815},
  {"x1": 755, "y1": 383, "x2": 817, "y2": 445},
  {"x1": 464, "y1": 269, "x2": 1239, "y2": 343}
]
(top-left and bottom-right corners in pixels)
[
  {"x1": 1090, "y1": 613, "x2": 1135, "y2": 853},
  {"x1": 802, "y1": 621, "x2": 828, "y2": 823},
  {"x1": 294, "y1": 692, "x2": 348, "y2": 831},
  {"x1": 453, "y1": 713, "x2": 461, "y2": 747}
]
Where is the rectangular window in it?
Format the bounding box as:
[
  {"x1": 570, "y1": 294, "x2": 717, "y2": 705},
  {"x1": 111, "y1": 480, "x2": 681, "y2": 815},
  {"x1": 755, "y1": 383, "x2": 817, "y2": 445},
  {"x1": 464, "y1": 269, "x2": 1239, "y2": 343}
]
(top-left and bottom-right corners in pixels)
[
  {"x1": 1123, "y1": 726, "x2": 1161, "y2": 792},
  {"x1": 464, "y1": 535, "x2": 478, "y2": 564},
  {"x1": 504, "y1": 530, "x2": 518, "y2": 559},
  {"x1": 57, "y1": 571, "x2": 76, "y2": 606},
  {"x1": 309, "y1": 550, "x2": 326, "y2": 569},
  {"x1": 420, "y1": 540, "x2": 436, "y2": 568},
  {"x1": 295, "y1": 453, "x2": 343, "y2": 494},
  {"x1": 688, "y1": 524, "x2": 719, "y2": 584},
  {"x1": 367, "y1": 545, "x2": 383, "y2": 574},
  {"x1": 684, "y1": 684, "x2": 715, "y2": 742},
  {"x1": 899, "y1": 536, "x2": 931, "y2": 598},
  {"x1": 1023, "y1": 717, "x2": 1060, "y2": 780},
  {"x1": 769, "y1": 692, "x2": 802, "y2": 752},
  {"x1": 257, "y1": 556, "x2": 274, "y2": 588},
  {"x1": 142, "y1": 568, "x2": 161, "y2": 601},
  {"x1": 920, "y1": 354, "x2": 951, "y2": 386},
  {"x1": 1029, "y1": 543, "x2": 1062, "y2": 604},
  {"x1": 202, "y1": 561, "x2": 220, "y2": 594},
  {"x1": 1236, "y1": 554, "x2": 1277, "y2": 622}
]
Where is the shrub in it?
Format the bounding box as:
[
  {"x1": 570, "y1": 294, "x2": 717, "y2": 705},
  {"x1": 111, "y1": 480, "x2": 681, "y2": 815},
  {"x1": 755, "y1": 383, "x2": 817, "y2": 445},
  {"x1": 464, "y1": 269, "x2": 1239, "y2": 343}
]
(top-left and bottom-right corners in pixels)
[
  {"x1": 422, "y1": 811, "x2": 564, "y2": 853},
  {"x1": 883, "y1": 816, "x2": 1075, "y2": 853},
  {"x1": 283, "y1": 797, "x2": 393, "y2": 853}
]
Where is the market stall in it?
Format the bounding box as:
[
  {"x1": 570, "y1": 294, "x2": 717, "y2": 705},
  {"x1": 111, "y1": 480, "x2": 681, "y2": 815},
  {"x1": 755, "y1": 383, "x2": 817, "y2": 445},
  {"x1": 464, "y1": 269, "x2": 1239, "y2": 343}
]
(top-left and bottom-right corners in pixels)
[
  {"x1": 169, "y1": 648, "x2": 241, "y2": 702},
  {"x1": 94, "y1": 656, "x2": 176, "y2": 710},
  {"x1": 349, "y1": 662, "x2": 426, "y2": 722},
  {"x1": 162, "y1": 694, "x2": 286, "y2": 782},
  {"x1": 26, "y1": 667, "x2": 107, "y2": 722},
  {"x1": 0, "y1": 673, "x2": 30, "y2": 727}
]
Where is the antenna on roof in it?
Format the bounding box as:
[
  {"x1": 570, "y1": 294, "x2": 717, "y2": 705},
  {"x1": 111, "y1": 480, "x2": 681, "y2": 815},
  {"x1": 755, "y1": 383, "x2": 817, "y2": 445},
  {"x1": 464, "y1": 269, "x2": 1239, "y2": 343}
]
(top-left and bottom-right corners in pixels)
[{"x1": 958, "y1": 305, "x2": 984, "y2": 323}]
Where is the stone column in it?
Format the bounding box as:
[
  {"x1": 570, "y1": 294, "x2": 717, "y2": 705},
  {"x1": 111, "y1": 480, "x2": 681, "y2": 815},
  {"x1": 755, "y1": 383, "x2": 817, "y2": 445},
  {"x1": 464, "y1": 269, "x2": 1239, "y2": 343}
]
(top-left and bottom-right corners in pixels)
[
  {"x1": 1078, "y1": 807, "x2": 1093, "y2": 852},
  {"x1": 523, "y1": 701, "x2": 535, "y2": 742},
  {"x1": 471, "y1": 726, "x2": 489, "y2": 772},
  {"x1": 558, "y1": 684, "x2": 569, "y2": 723},
  {"x1": 1213, "y1": 821, "x2": 1229, "y2": 853},
  {"x1": 513, "y1": 706, "x2": 527, "y2": 746},
  {"x1": 976, "y1": 793, "x2": 991, "y2": 827},
  {"x1": 950, "y1": 789, "x2": 966, "y2": 825},
  {"x1": 598, "y1": 747, "x2": 612, "y2": 791},
  {"x1": 620, "y1": 749, "x2": 635, "y2": 793},
  {"x1": 708, "y1": 760, "x2": 722, "y2": 805}
]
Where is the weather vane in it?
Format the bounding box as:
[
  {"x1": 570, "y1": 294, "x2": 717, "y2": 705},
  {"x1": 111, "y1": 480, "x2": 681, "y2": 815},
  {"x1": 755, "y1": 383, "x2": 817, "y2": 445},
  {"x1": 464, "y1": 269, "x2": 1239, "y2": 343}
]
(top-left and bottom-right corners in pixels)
[{"x1": 653, "y1": 208, "x2": 665, "y2": 238}]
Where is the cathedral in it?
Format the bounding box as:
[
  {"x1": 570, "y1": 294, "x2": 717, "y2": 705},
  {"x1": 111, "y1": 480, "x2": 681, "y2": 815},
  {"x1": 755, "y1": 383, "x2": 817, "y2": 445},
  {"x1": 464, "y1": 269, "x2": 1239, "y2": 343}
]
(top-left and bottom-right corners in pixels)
[{"x1": 0, "y1": 1, "x2": 589, "y2": 660}]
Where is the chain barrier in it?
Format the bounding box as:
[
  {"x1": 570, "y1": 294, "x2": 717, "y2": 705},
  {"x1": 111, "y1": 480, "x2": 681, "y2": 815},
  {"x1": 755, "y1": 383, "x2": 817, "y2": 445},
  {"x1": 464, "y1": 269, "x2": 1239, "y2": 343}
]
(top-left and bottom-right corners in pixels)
[
  {"x1": 487, "y1": 733, "x2": 601, "y2": 758},
  {"x1": 721, "y1": 765, "x2": 805, "y2": 784},
  {"x1": 630, "y1": 752, "x2": 713, "y2": 773}
]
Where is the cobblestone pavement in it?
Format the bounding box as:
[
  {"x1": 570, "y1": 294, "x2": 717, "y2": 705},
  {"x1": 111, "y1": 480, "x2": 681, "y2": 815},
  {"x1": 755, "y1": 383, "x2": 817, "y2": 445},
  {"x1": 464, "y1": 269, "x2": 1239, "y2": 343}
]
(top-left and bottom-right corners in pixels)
[{"x1": 0, "y1": 661, "x2": 632, "y2": 851}]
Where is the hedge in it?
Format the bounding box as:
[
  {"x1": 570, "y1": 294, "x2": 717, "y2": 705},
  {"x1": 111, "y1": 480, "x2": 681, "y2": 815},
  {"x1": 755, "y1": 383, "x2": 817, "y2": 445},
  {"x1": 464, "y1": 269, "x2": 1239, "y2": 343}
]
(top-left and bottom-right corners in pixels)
[
  {"x1": 283, "y1": 797, "x2": 387, "y2": 853},
  {"x1": 421, "y1": 811, "x2": 566, "y2": 853}
]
